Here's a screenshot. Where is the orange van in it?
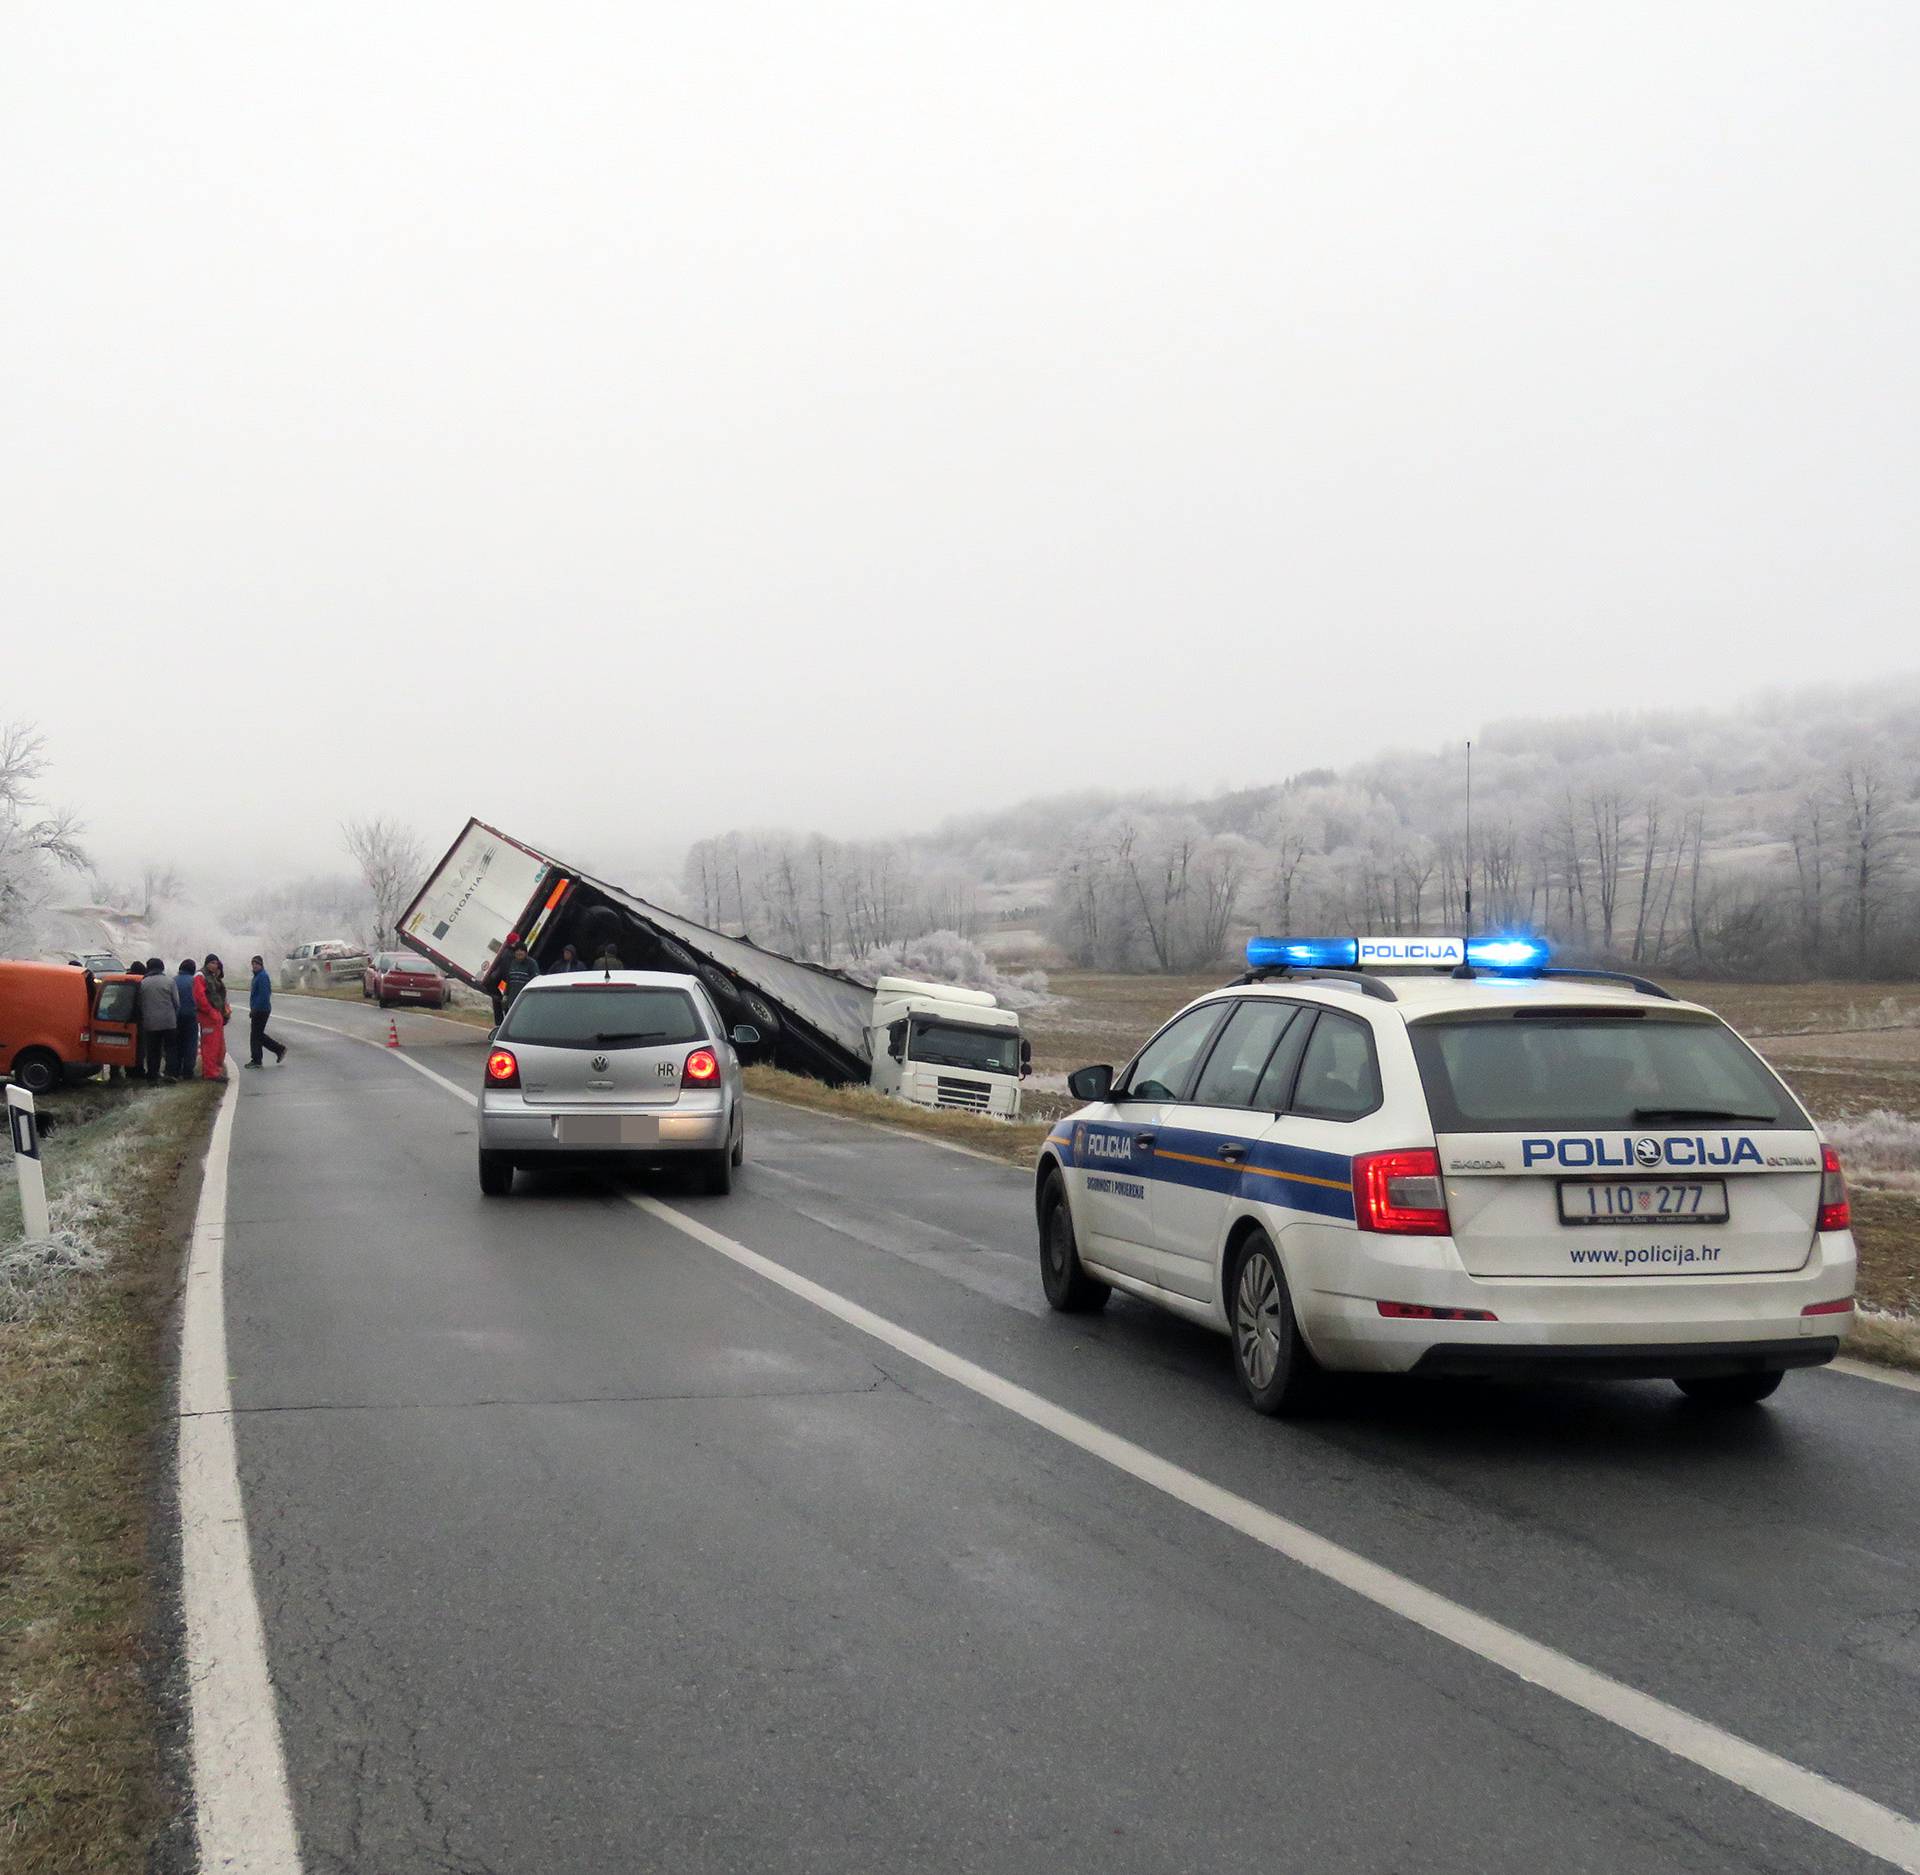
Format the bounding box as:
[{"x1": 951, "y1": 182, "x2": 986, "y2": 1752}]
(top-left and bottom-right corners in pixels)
[{"x1": 0, "y1": 961, "x2": 141, "y2": 1093}]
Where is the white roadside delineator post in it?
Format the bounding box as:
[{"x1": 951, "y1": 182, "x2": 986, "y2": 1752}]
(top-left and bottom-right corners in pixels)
[{"x1": 7, "y1": 1084, "x2": 51, "y2": 1241}]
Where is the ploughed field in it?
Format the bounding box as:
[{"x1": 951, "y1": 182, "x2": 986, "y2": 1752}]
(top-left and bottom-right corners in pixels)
[{"x1": 1026, "y1": 971, "x2": 1920, "y2": 1324}]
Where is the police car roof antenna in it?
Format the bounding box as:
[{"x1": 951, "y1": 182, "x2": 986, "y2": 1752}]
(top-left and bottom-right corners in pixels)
[{"x1": 1453, "y1": 738, "x2": 1477, "y2": 978}]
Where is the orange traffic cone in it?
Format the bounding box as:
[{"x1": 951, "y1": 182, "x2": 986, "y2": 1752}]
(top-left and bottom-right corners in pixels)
[{"x1": 386, "y1": 1017, "x2": 400, "y2": 1049}]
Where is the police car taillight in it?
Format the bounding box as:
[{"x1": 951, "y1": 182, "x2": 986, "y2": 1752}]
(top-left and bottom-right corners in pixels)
[
  {"x1": 1376, "y1": 1300, "x2": 1498, "y2": 1322},
  {"x1": 683, "y1": 1047, "x2": 720, "y2": 1086},
  {"x1": 1353, "y1": 1149, "x2": 1450, "y2": 1235},
  {"x1": 485, "y1": 1047, "x2": 520, "y2": 1088},
  {"x1": 1817, "y1": 1144, "x2": 1850, "y2": 1232}
]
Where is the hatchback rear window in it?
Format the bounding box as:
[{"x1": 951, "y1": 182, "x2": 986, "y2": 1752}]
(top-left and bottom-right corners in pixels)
[
  {"x1": 499, "y1": 985, "x2": 704, "y2": 1050},
  {"x1": 1407, "y1": 1013, "x2": 1808, "y2": 1132}
]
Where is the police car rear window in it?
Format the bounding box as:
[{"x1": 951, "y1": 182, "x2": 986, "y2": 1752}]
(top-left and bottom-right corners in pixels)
[{"x1": 1407, "y1": 1013, "x2": 1807, "y2": 1133}]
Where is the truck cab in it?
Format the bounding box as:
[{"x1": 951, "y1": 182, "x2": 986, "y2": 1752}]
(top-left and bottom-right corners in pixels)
[{"x1": 866, "y1": 976, "x2": 1029, "y2": 1119}]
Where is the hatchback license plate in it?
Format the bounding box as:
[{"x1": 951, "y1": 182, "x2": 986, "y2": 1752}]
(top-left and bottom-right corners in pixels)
[
  {"x1": 1558, "y1": 1178, "x2": 1728, "y2": 1225},
  {"x1": 557, "y1": 1114, "x2": 659, "y2": 1146}
]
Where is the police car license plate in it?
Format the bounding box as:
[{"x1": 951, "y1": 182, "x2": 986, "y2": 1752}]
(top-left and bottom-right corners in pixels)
[
  {"x1": 1557, "y1": 1179, "x2": 1728, "y2": 1225},
  {"x1": 557, "y1": 1115, "x2": 658, "y2": 1146}
]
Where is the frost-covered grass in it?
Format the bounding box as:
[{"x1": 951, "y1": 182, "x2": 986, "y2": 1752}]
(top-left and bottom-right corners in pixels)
[
  {"x1": 1, "y1": 1077, "x2": 220, "y2": 1872},
  {"x1": 1822, "y1": 1108, "x2": 1920, "y2": 1193},
  {"x1": 0, "y1": 1103, "x2": 149, "y2": 1320}
]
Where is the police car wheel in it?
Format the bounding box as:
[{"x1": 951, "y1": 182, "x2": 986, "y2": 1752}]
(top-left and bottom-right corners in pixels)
[
  {"x1": 1038, "y1": 1172, "x2": 1109, "y2": 1313},
  {"x1": 478, "y1": 1150, "x2": 514, "y2": 1197},
  {"x1": 1674, "y1": 1370, "x2": 1784, "y2": 1407},
  {"x1": 1229, "y1": 1234, "x2": 1318, "y2": 1416}
]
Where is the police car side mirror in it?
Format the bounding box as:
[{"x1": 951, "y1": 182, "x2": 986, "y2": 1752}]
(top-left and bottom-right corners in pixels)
[{"x1": 1067, "y1": 1064, "x2": 1113, "y2": 1101}]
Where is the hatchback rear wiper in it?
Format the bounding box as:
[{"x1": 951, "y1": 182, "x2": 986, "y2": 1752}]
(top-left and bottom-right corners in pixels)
[
  {"x1": 1632, "y1": 1107, "x2": 1776, "y2": 1124},
  {"x1": 594, "y1": 1030, "x2": 669, "y2": 1044}
]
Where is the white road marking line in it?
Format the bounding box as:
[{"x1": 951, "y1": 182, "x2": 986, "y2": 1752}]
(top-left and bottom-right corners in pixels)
[
  {"x1": 177, "y1": 1055, "x2": 304, "y2": 1875},
  {"x1": 287, "y1": 1009, "x2": 1920, "y2": 1865},
  {"x1": 747, "y1": 1088, "x2": 1022, "y2": 1168},
  {"x1": 621, "y1": 1188, "x2": 1920, "y2": 1872}
]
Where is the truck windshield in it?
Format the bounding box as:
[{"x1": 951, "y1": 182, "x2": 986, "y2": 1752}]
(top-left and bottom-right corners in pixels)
[
  {"x1": 1406, "y1": 1012, "x2": 1807, "y2": 1133},
  {"x1": 908, "y1": 1016, "x2": 1019, "y2": 1076}
]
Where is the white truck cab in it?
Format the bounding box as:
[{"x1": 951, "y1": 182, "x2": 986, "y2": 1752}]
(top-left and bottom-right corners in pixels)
[{"x1": 866, "y1": 976, "x2": 1030, "y2": 1119}]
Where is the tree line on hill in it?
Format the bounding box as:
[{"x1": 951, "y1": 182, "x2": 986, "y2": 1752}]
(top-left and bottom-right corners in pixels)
[{"x1": 681, "y1": 682, "x2": 1920, "y2": 981}]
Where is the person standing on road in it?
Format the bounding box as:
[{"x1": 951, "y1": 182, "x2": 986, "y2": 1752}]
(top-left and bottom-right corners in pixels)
[
  {"x1": 195, "y1": 954, "x2": 231, "y2": 1081},
  {"x1": 504, "y1": 941, "x2": 540, "y2": 1010},
  {"x1": 557, "y1": 943, "x2": 585, "y2": 973},
  {"x1": 173, "y1": 958, "x2": 200, "y2": 1079},
  {"x1": 125, "y1": 959, "x2": 150, "y2": 1079},
  {"x1": 136, "y1": 955, "x2": 178, "y2": 1081},
  {"x1": 245, "y1": 955, "x2": 288, "y2": 1069},
  {"x1": 489, "y1": 932, "x2": 519, "y2": 1028},
  {"x1": 594, "y1": 942, "x2": 622, "y2": 969}
]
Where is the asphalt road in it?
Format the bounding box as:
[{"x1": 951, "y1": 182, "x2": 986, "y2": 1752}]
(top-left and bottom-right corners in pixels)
[{"x1": 214, "y1": 994, "x2": 1920, "y2": 1874}]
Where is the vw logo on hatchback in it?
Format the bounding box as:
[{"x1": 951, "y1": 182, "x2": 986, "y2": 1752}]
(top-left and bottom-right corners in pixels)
[{"x1": 591, "y1": 1055, "x2": 609, "y2": 1073}]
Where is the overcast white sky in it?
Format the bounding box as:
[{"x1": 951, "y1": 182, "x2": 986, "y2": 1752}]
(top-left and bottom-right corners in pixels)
[{"x1": 3, "y1": 2, "x2": 1915, "y2": 891}]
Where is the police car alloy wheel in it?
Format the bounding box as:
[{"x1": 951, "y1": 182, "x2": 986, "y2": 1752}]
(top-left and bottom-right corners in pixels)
[
  {"x1": 1038, "y1": 1171, "x2": 1109, "y2": 1313},
  {"x1": 1229, "y1": 1233, "x2": 1318, "y2": 1415}
]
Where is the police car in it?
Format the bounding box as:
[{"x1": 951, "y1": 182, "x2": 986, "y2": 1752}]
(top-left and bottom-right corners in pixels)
[{"x1": 1034, "y1": 937, "x2": 1856, "y2": 1414}]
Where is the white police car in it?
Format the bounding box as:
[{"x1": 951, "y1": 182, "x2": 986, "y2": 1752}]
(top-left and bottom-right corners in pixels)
[{"x1": 1035, "y1": 937, "x2": 1856, "y2": 1414}]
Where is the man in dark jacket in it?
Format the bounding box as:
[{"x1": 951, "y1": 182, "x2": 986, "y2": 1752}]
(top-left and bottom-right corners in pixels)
[
  {"x1": 136, "y1": 956, "x2": 178, "y2": 1081},
  {"x1": 245, "y1": 956, "x2": 288, "y2": 1068},
  {"x1": 504, "y1": 943, "x2": 540, "y2": 1010},
  {"x1": 173, "y1": 959, "x2": 200, "y2": 1079}
]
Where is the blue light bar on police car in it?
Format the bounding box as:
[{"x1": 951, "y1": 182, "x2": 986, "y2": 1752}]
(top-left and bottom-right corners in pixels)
[
  {"x1": 1246, "y1": 934, "x2": 1552, "y2": 973},
  {"x1": 1464, "y1": 934, "x2": 1551, "y2": 971},
  {"x1": 1246, "y1": 936, "x2": 1359, "y2": 969}
]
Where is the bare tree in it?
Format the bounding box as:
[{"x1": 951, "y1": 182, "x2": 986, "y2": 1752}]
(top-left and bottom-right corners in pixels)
[
  {"x1": 0, "y1": 721, "x2": 88, "y2": 943},
  {"x1": 343, "y1": 817, "x2": 429, "y2": 948}
]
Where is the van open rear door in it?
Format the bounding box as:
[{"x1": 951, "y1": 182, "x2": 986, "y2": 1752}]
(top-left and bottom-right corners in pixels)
[{"x1": 83, "y1": 975, "x2": 140, "y2": 1069}]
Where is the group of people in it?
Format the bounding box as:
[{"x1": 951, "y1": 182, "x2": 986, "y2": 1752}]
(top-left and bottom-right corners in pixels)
[
  {"x1": 485, "y1": 934, "x2": 624, "y2": 1026},
  {"x1": 125, "y1": 954, "x2": 289, "y2": 1085}
]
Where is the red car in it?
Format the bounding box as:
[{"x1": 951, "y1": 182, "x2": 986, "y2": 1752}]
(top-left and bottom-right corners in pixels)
[{"x1": 363, "y1": 950, "x2": 448, "y2": 1009}]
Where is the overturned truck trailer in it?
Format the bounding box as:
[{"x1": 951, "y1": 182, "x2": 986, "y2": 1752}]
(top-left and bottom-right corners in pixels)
[{"x1": 396, "y1": 819, "x2": 874, "y2": 1084}]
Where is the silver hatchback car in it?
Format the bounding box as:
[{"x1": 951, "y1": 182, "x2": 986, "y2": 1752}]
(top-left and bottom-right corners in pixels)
[{"x1": 477, "y1": 970, "x2": 758, "y2": 1197}]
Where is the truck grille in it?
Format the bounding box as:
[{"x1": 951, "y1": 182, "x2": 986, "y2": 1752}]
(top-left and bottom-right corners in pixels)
[{"x1": 935, "y1": 1076, "x2": 992, "y2": 1112}]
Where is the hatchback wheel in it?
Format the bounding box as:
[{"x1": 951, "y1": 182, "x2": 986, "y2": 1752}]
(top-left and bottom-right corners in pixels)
[
  {"x1": 1675, "y1": 1369, "x2": 1784, "y2": 1407},
  {"x1": 695, "y1": 1147, "x2": 734, "y2": 1196},
  {"x1": 1038, "y1": 1171, "x2": 1109, "y2": 1313},
  {"x1": 1230, "y1": 1233, "x2": 1319, "y2": 1415},
  {"x1": 478, "y1": 1150, "x2": 514, "y2": 1197}
]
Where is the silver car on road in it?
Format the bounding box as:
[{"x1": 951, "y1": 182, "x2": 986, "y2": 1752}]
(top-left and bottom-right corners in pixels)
[{"x1": 477, "y1": 970, "x2": 757, "y2": 1197}]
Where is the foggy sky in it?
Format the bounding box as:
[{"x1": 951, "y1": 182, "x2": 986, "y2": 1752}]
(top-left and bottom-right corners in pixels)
[{"x1": 3, "y1": 2, "x2": 1915, "y2": 893}]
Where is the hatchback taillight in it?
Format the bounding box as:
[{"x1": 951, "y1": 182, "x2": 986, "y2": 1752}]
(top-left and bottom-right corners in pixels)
[
  {"x1": 1353, "y1": 1148, "x2": 1451, "y2": 1235},
  {"x1": 1817, "y1": 1144, "x2": 1850, "y2": 1232},
  {"x1": 683, "y1": 1047, "x2": 720, "y2": 1086},
  {"x1": 485, "y1": 1047, "x2": 520, "y2": 1088}
]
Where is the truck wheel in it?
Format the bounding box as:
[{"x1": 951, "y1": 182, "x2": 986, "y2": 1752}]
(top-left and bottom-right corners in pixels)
[
  {"x1": 1038, "y1": 1170, "x2": 1109, "y2": 1312},
  {"x1": 478, "y1": 1151, "x2": 515, "y2": 1196},
  {"x1": 10, "y1": 1048, "x2": 63, "y2": 1096},
  {"x1": 1675, "y1": 1370, "x2": 1784, "y2": 1407},
  {"x1": 1228, "y1": 1232, "x2": 1320, "y2": 1416}
]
